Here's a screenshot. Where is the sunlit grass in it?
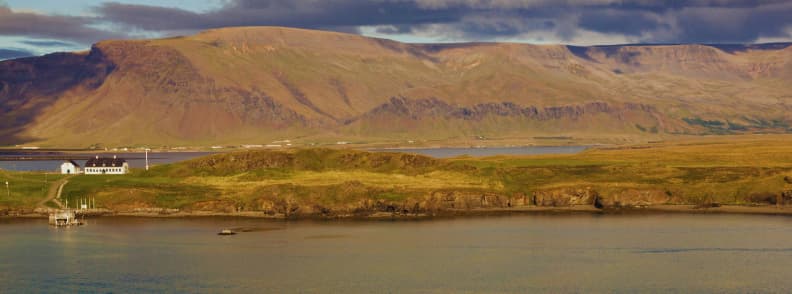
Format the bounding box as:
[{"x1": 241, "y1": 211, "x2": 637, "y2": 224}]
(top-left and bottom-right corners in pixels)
[
  {"x1": 6, "y1": 137, "x2": 792, "y2": 210},
  {"x1": 0, "y1": 170, "x2": 65, "y2": 209},
  {"x1": 183, "y1": 170, "x2": 499, "y2": 190}
]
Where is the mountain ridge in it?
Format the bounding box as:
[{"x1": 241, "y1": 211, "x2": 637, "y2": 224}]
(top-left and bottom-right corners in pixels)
[{"x1": 1, "y1": 26, "x2": 791, "y2": 147}]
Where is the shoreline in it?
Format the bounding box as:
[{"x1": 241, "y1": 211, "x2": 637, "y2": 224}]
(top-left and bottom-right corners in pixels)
[{"x1": 5, "y1": 205, "x2": 792, "y2": 221}]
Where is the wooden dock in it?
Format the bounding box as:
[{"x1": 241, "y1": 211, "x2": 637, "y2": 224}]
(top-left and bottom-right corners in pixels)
[{"x1": 48, "y1": 210, "x2": 82, "y2": 227}]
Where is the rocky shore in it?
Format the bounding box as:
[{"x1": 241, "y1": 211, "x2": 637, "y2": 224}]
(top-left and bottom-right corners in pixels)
[
  {"x1": 4, "y1": 175, "x2": 791, "y2": 220},
  {"x1": 6, "y1": 203, "x2": 792, "y2": 220}
]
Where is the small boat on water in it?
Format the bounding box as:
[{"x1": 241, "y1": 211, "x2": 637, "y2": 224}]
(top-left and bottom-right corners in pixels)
[
  {"x1": 48, "y1": 210, "x2": 83, "y2": 227},
  {"x1": 218, "y1": 229, "x2": 236, "y2": 236}
]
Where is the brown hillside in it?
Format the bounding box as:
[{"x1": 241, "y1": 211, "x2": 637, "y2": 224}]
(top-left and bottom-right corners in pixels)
[{"x1": 1, "y1": 26, "x2": 791, "y2": 147}]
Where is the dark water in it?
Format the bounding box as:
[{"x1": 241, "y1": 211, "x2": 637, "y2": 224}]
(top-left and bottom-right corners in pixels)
[
  {"x1": 0, "y1": 152, "x2": 214, "y2": 172},
  {"x1": 372, "y1": 146, "x2": 587, "y2": 158},
  {"x1": 2, "y1": 214, "x2": 792, "y2": 293}
]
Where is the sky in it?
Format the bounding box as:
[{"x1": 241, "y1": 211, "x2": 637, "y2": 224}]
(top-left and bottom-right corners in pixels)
[{"x1": 2, "y1": 0, "x2": 792, "y2": 59}]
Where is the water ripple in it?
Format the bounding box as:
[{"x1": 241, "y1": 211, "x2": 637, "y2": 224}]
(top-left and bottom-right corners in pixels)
[{"x1": 637, "y1": 247, "x2": 792, "y2": 254}]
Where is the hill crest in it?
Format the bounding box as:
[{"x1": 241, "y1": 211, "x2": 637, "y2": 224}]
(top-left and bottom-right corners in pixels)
[{"x1": 1, "y1": 26, "x2": 791, "y2": 147}]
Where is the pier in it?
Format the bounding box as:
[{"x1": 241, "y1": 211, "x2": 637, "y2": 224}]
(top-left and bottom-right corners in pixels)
[{"x1": 48, "y1": 210, "x2": 82, "y2": 227}]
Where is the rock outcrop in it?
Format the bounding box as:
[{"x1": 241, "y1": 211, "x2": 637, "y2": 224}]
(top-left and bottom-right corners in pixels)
[
  {"x1": 532, "y1": 188, "x2": 598, "y2": 207},
  {"x1": 595, "y1": 189, "x2": 671, "y2": 208},
  {"x1": 528, "y1": 187, "x2": 674, "y2": 209},
  {"x1": 354, "y1": 97, "x2": 669, "y2": 130}
]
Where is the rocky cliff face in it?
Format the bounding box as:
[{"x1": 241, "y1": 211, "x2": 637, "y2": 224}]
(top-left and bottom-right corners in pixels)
[
  {"x1": 534, "y1": 188, "x2": 598, "y2": 206},
  {"x1": 166, "y1": 185, "x2": 677, "y2": 217},
  {"x1": 356, "y1": 97, "x2": 667, "y2": 125},
  {"x1": 158, "y1": 186, "x2": 718, "y2": 217}
]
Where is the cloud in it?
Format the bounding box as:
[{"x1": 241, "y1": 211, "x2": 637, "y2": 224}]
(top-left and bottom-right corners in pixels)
[
  {"x1": 93, "y1": 0, "x2": 462, "y2": 34},
  {"x1": 2, "y1": 0, "x2": 791, "y2": 47},
  {"x1": 406, "y1": 0, "x2": 792, "y2": 43},
  {"x1": 577, "y1": 9, "x2": 665, "y2": 37},
  {"x1": 18, "y1": 40, "x2": 78, "y2": 48},
  {"x1": 0, "y1": 6, "x2": 123, "y2": 44},
  {"x1": 668, "y1": 1, "x2": 792, "y2": 43},
  {"x1": 0, "y1": 48, "x2": 34, "y2": 60},
  {"x1": 89, "y1": 0, "x2": 792, "y2": 44}
]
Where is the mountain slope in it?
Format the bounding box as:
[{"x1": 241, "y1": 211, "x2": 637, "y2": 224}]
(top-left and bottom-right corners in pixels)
[{"x1": 1, "y1": 26, "x2": 791, "y2": 147}]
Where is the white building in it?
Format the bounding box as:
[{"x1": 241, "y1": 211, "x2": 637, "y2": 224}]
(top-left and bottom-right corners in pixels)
[
  {"x1": 60, "y1": 160, "x2": 81, "y2": 174},
  {"x1": 84, "y1": 155, "x2": 129, "y2": 175}
]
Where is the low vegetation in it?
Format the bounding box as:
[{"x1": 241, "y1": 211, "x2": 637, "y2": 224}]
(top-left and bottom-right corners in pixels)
[
  {"x1": 0, "y1": 170, "x2": 65, "y2": 209},
  {"x1": 4, "y1": 136, "x2": 792, "y2": 216}
]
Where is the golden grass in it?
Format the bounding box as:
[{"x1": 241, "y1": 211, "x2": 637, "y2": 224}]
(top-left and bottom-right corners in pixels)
[
  {"x1": 443, "y1": 136, "x2": 792, "y2": 204},
  {"x1": 183, "y1": 170, "x2": 501, "y2": 190},
  {"x1": 11, "y1": 136, "x2": 792, "y2": 210},
  {"x1": 456, "y1": 135, "x2": 792, "y2": 168},
  {"x1": 0, "y1": 170, "x2": 66, "y2": 209}
]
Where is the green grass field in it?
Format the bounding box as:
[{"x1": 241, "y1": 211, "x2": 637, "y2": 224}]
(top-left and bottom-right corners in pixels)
[
  {"x1": 0, "y1": 170, "x2": 65, "y2": 209},
  {"x1": 5, "y1": 136, "x2": 792, "y2": 213}
]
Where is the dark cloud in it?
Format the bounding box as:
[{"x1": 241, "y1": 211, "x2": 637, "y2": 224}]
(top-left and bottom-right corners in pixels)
[
  {"x1": 0, "y1": 48, "x2": 34, "y2": 60},
  {"x1": 402, "y1": 0, "x2": 792, "y2": 43},
  {"x1": 90, "y1": 0, "x2": 792, "y2": 44},
  {"x1": 2, "y1": 1, "x2": 790, "y2": 47},
  {"x1": 0, "y1": 6, "x2": 123, "y2": 44},
  {"x1": 94, "y1": 1, "x2": 462, "y2": 33},
  {"x1": 578, "y1": 9, "x2": 665, "y2": 37},
  {"x1": 669, "y1": 2, "x2": 792, "y2": 43}
]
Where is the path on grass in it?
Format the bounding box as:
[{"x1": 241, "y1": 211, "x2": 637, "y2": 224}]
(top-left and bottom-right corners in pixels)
[{"x1": 37, "y1": 175, "x2": 73, "y2": 209}]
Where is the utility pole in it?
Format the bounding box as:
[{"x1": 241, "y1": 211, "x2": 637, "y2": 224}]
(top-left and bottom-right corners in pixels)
[{"x1": 145, "y1": 148, "x2": 150, "y2": 171}]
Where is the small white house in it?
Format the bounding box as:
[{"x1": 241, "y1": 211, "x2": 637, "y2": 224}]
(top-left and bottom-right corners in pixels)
[
  {"x1": 60, "y1": 160, "x2": 81, "y2": 174},
  {"x1": 84, "y1": 155, "x2": 129, "y2": 175}
]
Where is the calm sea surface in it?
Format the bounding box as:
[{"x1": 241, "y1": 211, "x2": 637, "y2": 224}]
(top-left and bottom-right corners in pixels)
[{"x1": 2, "y1": 214, "x2": 792, "y2": 293}]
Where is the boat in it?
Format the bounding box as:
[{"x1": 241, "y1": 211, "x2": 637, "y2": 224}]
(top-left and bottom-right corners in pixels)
[{"x1": 218, "y1": 229, "x2": 236, "y2": 235}]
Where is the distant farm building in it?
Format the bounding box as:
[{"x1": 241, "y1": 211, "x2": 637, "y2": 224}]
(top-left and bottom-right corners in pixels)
[
  {"x1": 60, "y1": 160, "x2": 81, "y2": 174},
  {"x1": 84, "y1": 155, "x2": 129, "y2": 175}
]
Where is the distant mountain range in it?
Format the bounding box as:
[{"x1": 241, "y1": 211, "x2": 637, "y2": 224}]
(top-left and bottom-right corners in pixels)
[{"x1": 1, "y1": 27, "x2": 791, "y2": 147}]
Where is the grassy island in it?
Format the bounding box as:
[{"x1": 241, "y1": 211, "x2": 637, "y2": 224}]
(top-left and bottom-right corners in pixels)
[{"x1": 3, "y1": 135, "x2": 792, "y2": 218}]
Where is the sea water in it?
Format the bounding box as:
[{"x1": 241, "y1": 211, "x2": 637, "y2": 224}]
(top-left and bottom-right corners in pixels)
[{"x1": 2, "y1": 214, "x2": 792, "y2": 293}]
